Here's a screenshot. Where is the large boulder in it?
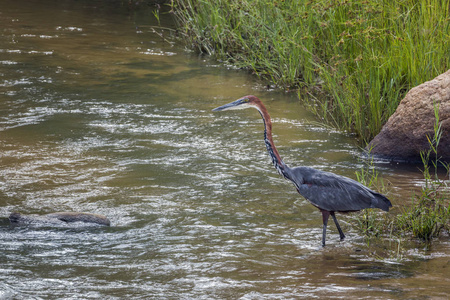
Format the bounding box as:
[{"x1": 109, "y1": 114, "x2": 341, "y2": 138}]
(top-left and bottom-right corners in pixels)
[{"x1": 367, "y1": 70, "x2": 450, "y2": 163}]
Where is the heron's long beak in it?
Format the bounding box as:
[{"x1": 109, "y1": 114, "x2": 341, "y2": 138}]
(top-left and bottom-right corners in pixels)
[{"x1": 212, "y1": 98, "x2": 250, "y2": 111}]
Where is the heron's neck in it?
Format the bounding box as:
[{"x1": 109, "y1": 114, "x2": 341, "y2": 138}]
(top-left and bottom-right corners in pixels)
[{"x1": 257, "y1": 109, "x2": 289, "y2": 179}]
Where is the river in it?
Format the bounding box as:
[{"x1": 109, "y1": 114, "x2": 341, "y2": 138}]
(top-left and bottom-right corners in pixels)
[{"x1": 0, "y1": 0, "x2": 448, "y2": 299}]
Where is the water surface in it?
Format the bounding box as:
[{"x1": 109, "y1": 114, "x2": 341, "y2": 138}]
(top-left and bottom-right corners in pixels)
[{"x1": 0, "y1": 1, "x2": 448, "y2": 299}]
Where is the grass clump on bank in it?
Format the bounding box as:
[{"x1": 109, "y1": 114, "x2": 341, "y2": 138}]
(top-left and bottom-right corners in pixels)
[
  {"x1": 172, "y1": 0, "x2": 450, "y2": 141},
  {"x1": 354, "y1": 158, "x2": 449, "y2": 246},
  {"x1": 395, "y1": 105, "x2": 449, "y2": 241},
  {"x1": 353, "y1": 108, "x2": 449, "y2": 250}
]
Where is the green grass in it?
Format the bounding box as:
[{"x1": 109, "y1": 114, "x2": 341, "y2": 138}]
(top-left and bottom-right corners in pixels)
[
  {"x1": 396, "y1": 104, "x2": 449, "y2": 242},
  {"x1": 172, "y1": 0, "x2": 450, "y2": 141},
  {"x1": 396, "y1": 188, "x2": 449, "y2": 241},
  {"x1": 353, "y1": 150, "x2": 392, "y2": 242},
  {"x1": 353, "y1": 105, "x2": 449, "y2": 251}
]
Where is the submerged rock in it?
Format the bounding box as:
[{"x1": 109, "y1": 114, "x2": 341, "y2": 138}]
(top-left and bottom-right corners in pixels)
[
  {"x1": 9, "y1": 212, "x2": 110, "y2": 226},
  {"x1": 367, "y1": 69, "x2": 450, "y2": 163}
]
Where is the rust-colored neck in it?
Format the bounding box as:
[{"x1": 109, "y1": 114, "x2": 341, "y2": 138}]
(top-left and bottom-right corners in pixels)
[{"x1": 251, "y1": 98, "x2": 287, "y2": 177}]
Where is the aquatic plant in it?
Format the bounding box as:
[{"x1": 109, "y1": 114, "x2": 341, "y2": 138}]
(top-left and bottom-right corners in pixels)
[
  {"x1": 172, "y1": 0, "x2": 450, "y2": 141},
  {"x1": 396, "y1": 104, "x2": 450, "y2": 241},
  {"x1": 353, "y1": 149, "x2": 392, "y2": 243},
  {"x1": 354, "y1": 104, "x2": 449, "y2": 250}
]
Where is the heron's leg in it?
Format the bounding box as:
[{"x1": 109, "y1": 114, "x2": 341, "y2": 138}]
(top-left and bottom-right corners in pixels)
[
  {"x1": 321, "y1": 210, "x2": 330, "y2": 247},
  {"x1": 330, "y1": 212, "x2": 345, "y2": 240}
]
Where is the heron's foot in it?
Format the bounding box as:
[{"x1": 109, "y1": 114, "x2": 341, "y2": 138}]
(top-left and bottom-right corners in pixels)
[{"x1": 339, "y1": 234, "x2": 346, "y2": 241}]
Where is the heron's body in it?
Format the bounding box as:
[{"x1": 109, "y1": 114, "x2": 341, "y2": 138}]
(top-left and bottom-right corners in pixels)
[
  {"x1": 213, "y1": 95, "x2": 392, "y2": 246},
  {"x1": 286, "y1": 166, "x2": 391, "y2": 213}
]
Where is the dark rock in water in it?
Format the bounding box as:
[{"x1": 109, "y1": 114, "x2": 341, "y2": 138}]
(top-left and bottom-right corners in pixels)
[
  {"x1": 367, "y1": 69, "x2": 450, "y2": 163},
  {"x1": 9, "y1": 212, "x2": 110, "y2": 226}
]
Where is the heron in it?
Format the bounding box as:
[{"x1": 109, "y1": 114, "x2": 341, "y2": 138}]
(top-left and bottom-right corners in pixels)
[{"x1": 213, "y1": 95, "x2": 392, "y2": 246}]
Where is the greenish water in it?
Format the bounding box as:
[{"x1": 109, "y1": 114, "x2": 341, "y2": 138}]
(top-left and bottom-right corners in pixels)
[{"x1": 0, "y1": 1, "x2": 448, "y2": 299}]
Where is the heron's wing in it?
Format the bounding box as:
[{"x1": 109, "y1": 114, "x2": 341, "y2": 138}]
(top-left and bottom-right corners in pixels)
[{"x1": 290, "y1": 167, "x2": 391, "y2": 212}]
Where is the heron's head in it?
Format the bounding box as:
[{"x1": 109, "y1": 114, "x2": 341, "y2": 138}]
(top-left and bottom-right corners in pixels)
[{"x1": 212, "y1": 95, "x2": 261, "y2": 112}]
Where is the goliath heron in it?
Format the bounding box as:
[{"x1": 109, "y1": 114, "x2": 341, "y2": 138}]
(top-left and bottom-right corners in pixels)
[{"x1": 213, "y1": 95, "x2": 392, "y2": 246}]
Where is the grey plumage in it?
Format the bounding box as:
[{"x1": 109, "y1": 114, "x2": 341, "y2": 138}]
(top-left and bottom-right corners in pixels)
[
  {"x1": 213, "y1": 95, "x2": 392, "y2": 246},
  {"x1": 285, "y1": 166, "x2": 392, "y2": 212}
]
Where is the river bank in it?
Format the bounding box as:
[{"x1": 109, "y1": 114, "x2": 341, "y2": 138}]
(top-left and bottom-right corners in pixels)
[
  {"x1": 0, "y1": 1, "x2": 449, "y2": 298},
  {"x1": 171, "y1": 0, "x2": 450, "y2": 141}
]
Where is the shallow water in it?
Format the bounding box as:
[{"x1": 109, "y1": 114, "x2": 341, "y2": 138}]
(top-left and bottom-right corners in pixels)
[{"x1": 0, "y1": 0, "x2": 448, "y2": 299}]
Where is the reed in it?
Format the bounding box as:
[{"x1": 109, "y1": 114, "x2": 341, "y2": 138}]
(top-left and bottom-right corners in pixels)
[
  {"x1": 172, "y1": 0, "x2": 450, "y2": 141},
  {"x1": 353, "y1": 149, "x2": 393, "y2": 245},
  {"x1": 396, "y1": 104, "x2": 449, "y2": 241},
  {"x1": 353, "y1": 105, "x2": 449, "y2": 248}
]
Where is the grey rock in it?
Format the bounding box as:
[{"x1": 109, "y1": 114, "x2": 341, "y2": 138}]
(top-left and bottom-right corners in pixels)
[{"x1": 9, "y1": 212, "x2": 110, "y2": 226}]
